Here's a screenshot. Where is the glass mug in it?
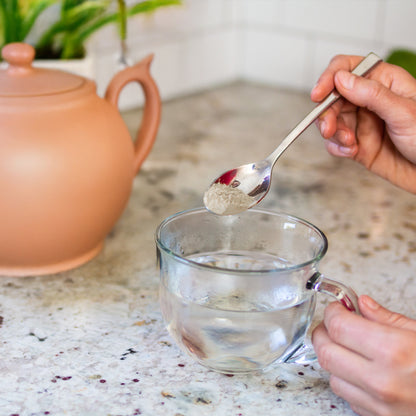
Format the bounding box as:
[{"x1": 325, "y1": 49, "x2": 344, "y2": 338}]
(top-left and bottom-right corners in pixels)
[{"x1": 156, "y1": 208, "x2": 359, "y2": 374}]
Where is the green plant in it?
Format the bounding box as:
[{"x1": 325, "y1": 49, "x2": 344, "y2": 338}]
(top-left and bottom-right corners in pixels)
[
  {"x1": 0, "y1": 0, "x2": 181, "y2": 59},
  {"x1": 386, "y1": 48, "x2": 416, "y2": 79}
]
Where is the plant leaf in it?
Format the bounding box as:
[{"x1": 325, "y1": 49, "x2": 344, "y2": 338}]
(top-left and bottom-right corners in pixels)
[
  {"x1": 35, "y1": 1, "x2": 108, "y2": 53},
  {"x1": 20, "y1": 0, "x2": 58, "y2": 41},
  {"x1": 117, "y1": 0, "x2": 127, "y2": 41},
  {"x1": 386, "y1": 49, "x2": 416, "y2": 79},
  {"x1": 1, "y1": 0, "x2": 22, "y2": 44},
  {"x1": 128, "y1": 0, "x2": 182, "y2": 16}
]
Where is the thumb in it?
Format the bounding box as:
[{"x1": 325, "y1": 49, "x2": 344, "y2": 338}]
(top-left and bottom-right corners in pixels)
[
  {"x1": 359, "y1": 295, "x2": 416, "y2": 331},
  {"x1": 334, "y1": 70, "x2": 404, "y2": 123}
]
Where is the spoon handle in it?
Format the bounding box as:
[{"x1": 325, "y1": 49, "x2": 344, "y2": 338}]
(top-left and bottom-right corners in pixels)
[{"x1": 267, "y1": 52, "x2": 382, "y2": 166}]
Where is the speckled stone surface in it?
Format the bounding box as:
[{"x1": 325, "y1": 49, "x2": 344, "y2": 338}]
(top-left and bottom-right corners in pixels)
[{"x1": 2, "y1": 83, "x2": 416, "y2": 416}]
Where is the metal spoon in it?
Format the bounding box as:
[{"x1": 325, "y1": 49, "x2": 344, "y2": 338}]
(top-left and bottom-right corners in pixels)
[{"x1": 204, "y1": 52, "x2": 382, "y2": 215}]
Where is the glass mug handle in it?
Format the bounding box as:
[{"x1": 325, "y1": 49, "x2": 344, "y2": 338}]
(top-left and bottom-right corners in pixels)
[{"x1": 284, "y1": 272, "x2": 360, "y2": 364}]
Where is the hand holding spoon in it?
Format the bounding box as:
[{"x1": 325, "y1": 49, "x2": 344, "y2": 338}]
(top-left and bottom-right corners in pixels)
[{"x1": 204, "y1": 52, "x2": 382, "y2": 215}]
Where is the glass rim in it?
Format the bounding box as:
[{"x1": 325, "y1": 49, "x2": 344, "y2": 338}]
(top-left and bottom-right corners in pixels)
[{"x1": 155, "y1": 207, "x2": 328, "y2": 275}]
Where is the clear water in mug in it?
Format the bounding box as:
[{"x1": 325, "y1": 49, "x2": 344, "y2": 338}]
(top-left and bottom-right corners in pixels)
[{"x1": 160, "y1": 250, "x2": 313, "y2": 373}]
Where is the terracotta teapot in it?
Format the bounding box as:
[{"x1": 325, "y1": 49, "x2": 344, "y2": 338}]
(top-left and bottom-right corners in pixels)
[{"x1": 0, "y1": 43, "x2": 161, "y2": 276}]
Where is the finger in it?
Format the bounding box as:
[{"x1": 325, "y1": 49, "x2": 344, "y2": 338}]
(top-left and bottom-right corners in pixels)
[
  {"x1": 349, "y1": 404, "x2": 375, "y2": 416},
  {"x1": 324, "y1": 139, "x2": 357, "y2": 158},
  {"x1": 334, "y1": 70, "x2": 414, "y2": 127},
  {"x1": 332, "y1": 112, "x2": 358, "y2": 146},
  {"x1": 318, "y1": 107, "x2": 358, "y2": 157},
  {"x1": 316, "y1": 107, "x2": 339, "y2": 139},
  {"x1": 359, "y1": 295, "x2": 416, "y2": 332},
  {"x1": 311, "y1": 55, "x2": 366, "y2": 102},
  {"x1": 316, "y1": 324, "x2": 416, "y2": 415},
  {"x1": 312, "y1": 322, "x2": 373, "y2": 390},
  {"x1": 329, "y1": 375, "x2": 384, "y2": 416},
  {"x1": 316, "y1": 100, "x2": 357, "y2": 141},
  {"x1": 322, "y1": 302, "x2": 395, "y2": 359}
]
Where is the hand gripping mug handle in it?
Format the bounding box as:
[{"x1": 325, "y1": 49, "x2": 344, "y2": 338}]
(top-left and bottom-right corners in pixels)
[
  {"x1": 105, "y1": 54, "x2": 161, "y2": 174},
  {"x1": 284, "y1": 272, "x2": 360, "y2": 364}
]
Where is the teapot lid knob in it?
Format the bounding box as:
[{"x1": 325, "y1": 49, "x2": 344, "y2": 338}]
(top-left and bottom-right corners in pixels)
[
  {"x1": 2, "y1": 43, "x2": 35, "y2": 75},
  {"x1": 0, "y1": 42, "x2": 88, "y2": 97}
]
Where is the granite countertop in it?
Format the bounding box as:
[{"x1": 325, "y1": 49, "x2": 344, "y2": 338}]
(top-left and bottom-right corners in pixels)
[{"x1": 2, "y1": 83, "x2": 416, "y2": 416}]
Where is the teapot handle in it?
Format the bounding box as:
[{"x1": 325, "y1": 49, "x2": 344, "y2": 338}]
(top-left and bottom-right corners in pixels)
[{"x1": 105, "y1": 54, "x2": 161, "y2": 174}]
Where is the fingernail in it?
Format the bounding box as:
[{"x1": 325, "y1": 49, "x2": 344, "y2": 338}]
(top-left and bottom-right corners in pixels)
[
  {"x1": 336, "y1": 70, "x2": 355, "y2": 90},
  {"x1": 361, "y1": 295, "x2": 379, "y2": 310},
  {"x1": 311, "y1": 83, "x2": 319, "y2": 95},
  {"x1": 339, "y1": 145, "x2": 353, "y2": 155},
  {"x1": 320, "y1": 120, "x2": 327, "y2": 135}
]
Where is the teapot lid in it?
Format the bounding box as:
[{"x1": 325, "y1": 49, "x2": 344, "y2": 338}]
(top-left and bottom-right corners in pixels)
[{"x1": 0, "y1": 43, "x2": 85, "y2": 97}]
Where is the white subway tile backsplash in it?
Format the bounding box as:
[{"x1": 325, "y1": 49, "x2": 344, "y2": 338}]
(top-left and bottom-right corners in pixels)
[
  {"x1": 150, "y1": 0, "x2": 231, "y2": 34},
  {"x1": 242, "y1": 29, "x2": 309, "y2": 89},
  {"x1": 383, "y1": 0, "x2": 416, "y2": 51},
  {"x1": 93, "y1": 26, "x2": 239, "y2": 110},
  {"x1": 90, "y1": 0, "x2": 230, "y2": 53},
  {"x1": 236, "y1": 0, "x2": 286, "y2": 26},
  {"x1": 223, "y1": 0, "x2": 241, "y2": 25},
  {"x1": 89, "y1": 9, "x2": 185, "y2": 55},
  {"x1": 83, "y1": 0, "x2": 415, "y2": 107},
  {"x1": 283, "y1": 0, "x2": 381, "y2": 42},
  {"x1": 141, "y1": 41, "x2": 187, "y2": 101},
  {"x1": 174, "y1": 29, "x2": 239, "y2": 96}
]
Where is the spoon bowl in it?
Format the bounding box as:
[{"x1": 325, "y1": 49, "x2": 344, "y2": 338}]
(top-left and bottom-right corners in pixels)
[
  {"x1": 204, "y1": 52, "x2": 382, "y2": 215},
  {"x1": 214, "y1": 161, "x2": 271, "y2": 201}
]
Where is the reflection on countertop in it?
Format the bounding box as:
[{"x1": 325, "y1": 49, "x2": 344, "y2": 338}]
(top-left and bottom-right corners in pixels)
[{"x1": 1, "y1": 82, "x2": 416, "y2": 416}]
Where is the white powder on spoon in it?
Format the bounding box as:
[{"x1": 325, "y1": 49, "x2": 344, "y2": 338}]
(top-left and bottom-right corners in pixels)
[{"x1": 203, "y1": 183, "x2": 256, "y2": 215}]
